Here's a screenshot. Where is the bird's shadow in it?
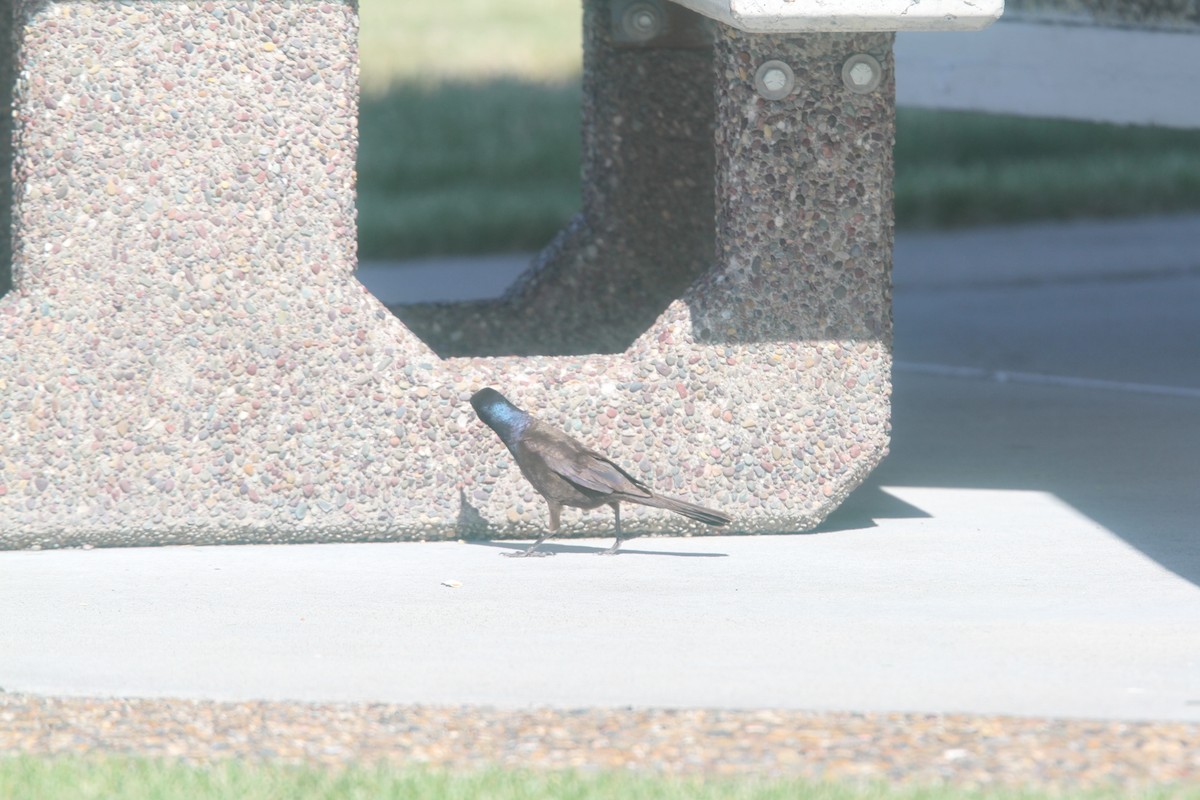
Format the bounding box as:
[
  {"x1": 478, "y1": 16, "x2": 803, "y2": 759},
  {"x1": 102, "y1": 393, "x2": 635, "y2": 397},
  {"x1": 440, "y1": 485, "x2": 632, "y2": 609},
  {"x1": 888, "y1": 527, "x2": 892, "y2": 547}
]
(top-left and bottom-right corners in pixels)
[
  {"x1": 467, "y1": 540, "x2": 729, "y2": 558},
  {"x1": 457, "y1": 489, "x2": 728, "y2": 557}
]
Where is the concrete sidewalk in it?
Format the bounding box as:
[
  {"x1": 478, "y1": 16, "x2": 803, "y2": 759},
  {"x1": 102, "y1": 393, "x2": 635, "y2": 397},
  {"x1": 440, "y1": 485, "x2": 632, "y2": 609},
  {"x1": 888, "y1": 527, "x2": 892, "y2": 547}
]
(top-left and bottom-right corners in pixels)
[{"x1": 2, "y1": 215, "x2": 1199, "y2": 721}]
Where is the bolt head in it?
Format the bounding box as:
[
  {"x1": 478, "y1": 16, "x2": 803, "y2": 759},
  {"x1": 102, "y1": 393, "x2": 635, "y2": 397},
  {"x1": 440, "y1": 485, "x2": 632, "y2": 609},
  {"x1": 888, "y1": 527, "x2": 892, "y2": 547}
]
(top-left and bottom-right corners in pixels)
[
  {"x1": 848, "y1": 62, "x2": 875, "y2": 87},
  {"x1": 620, "y1": 2, "x2": 665, "y2": 41},
  {"x1": 754, "y1": 60, "x2": 795, "y2": 101},
  {"x1": 761, "y1": 68, "x2": 788, "y2": 92},
  {"x1": 841, "y1": 53, "x2": 883, "y2": 94},
  {"x1": 631, "y1": 9, "x2": 657, "y2": 33}
]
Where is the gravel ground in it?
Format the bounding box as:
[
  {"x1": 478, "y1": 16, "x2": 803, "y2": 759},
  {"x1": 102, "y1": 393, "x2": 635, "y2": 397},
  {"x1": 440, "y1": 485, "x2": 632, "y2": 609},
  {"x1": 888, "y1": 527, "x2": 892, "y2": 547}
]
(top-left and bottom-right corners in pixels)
[{"x1": 2, "y1": 694, "x2": 1198, "y2": 791}]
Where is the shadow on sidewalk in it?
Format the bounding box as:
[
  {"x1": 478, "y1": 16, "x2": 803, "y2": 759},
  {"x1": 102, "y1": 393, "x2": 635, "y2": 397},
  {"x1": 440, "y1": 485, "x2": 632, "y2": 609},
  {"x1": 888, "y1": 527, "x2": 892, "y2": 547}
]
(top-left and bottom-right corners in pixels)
[
  {"x1": 468, "y1": 540, "x2": 728, "y2": 558},
  {"x1": 817, "y1": 370, "x2": 1200, "y2": 588}
]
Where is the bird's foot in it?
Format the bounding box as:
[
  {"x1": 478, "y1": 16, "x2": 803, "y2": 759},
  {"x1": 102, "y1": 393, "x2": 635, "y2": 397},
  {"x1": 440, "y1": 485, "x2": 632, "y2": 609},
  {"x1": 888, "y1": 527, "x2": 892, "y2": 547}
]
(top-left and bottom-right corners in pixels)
[
  {"x1": 502, "y1": 549, "x2": 555, "y2": 558},
  {"x1": 596, "y1": 545, "x2": 622, "y2": 556}
]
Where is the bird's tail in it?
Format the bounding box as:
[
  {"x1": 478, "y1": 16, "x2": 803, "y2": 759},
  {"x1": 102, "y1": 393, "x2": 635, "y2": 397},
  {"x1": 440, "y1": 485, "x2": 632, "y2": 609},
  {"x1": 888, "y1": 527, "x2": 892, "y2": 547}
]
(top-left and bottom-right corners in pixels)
[{"x1": 632, "y1": 494, "x2": 731, "y2": 527}]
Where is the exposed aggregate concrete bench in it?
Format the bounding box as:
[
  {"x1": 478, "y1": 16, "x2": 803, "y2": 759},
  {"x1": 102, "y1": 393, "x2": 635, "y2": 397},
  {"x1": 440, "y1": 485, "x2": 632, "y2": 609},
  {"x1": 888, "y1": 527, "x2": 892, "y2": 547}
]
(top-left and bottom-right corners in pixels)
[{"x1": 0, "y1": 0, "x2": 998, "y2": 548}]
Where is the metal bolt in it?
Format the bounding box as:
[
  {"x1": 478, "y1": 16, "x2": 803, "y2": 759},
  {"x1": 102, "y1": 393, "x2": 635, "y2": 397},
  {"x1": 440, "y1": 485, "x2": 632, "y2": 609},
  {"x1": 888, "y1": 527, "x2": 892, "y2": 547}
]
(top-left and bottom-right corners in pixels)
[
  {"x1": 841, "y1": 53, "x2": 883, "y2": 94},
  {"x1": 754, "y1": 60, "x2": 795, "y2": 101},
  {"x1": 620, "y1": 1, "x2": 665, "y2": 42}
]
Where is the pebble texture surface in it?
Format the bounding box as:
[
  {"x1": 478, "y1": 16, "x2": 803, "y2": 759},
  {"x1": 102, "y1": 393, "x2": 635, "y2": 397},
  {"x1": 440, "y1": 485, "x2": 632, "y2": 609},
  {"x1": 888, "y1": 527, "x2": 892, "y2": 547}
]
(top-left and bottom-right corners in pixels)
[
  {"x1": 0, "y1": 0, "x2": 891, "y2": 548},
  {"x1": 2, "y1": 695, "x2": 1198, "y2": 791}
]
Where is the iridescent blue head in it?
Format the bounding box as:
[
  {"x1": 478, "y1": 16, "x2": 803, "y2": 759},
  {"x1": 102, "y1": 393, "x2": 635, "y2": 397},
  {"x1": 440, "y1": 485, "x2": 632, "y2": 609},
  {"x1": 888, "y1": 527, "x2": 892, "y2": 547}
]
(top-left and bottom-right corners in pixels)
[{"x1": 470, "y1": 387, "x2": 531, "y2": 447}]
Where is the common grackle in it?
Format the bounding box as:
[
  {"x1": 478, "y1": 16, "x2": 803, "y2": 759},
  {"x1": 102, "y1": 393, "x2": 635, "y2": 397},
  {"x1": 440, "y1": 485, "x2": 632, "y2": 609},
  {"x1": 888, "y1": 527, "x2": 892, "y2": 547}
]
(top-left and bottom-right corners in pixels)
[{"x1": 470, "y1": 387, "x2": 731, "y2": 557}]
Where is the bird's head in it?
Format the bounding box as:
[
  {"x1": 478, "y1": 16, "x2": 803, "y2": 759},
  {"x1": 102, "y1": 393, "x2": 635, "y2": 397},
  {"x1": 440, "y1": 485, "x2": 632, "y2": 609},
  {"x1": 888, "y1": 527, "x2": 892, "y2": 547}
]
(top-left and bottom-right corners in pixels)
[{"x1": 470, "y1": 387, "x2": 530, "y2": 441}]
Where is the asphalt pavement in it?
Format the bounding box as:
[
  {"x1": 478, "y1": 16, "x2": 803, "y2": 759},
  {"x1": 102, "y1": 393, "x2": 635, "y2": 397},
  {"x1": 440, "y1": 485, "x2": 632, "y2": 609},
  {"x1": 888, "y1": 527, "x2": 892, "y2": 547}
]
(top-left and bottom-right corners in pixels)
[{"x1": 2, "y1": 214, "x2": 1198, "y2": 721}]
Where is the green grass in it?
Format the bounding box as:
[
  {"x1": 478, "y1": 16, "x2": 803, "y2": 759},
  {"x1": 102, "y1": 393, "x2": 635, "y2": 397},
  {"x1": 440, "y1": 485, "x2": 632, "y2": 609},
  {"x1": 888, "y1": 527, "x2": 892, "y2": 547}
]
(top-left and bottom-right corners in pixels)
[
  {"x1": 355, "y1": 0, "x2": 1200, "y2": 260},
  {"x1": 357, "y1": 0, "x2": 580, "y2": 92},
  {"x1": 352, "y1": 0, "x2": 1200, "y2": 262},
  {"x1": 356, "y1": 87, "x2": 1200, "y2": 260},
  {"x1": 2, "y1": 757, "x2": 1196, "y2": 800},
  {"x1": 357, "y1": 80, "x2": 581, "y2": 259},
  {"x1": 894, "y1": 110, "x2": 1200, "y2": 229}
]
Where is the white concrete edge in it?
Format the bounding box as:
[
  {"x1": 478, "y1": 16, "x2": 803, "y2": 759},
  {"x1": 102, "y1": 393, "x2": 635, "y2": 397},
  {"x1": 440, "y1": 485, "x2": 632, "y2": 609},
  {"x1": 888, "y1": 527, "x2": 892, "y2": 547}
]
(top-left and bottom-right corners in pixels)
[
  {"x1": 670, "y1": 0, "x2": 1003, "y2": 32},
  {"x1": 896, "y1": 20, "x2": 1200, "y2": 128}
]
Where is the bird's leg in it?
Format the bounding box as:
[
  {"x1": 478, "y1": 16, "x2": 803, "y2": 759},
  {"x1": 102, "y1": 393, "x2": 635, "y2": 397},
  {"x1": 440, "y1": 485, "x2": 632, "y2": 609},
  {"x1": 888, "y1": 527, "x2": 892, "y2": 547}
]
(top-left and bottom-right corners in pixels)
[
  {"x1": 504, "y1": 533, "x2": 551, "y2": 558},
  {"x1": 598, "y1": 502, "x2": 623, "y2": 556},
  {"x1": 503, "y1": 501, "x2": 559, "y2": 558}
]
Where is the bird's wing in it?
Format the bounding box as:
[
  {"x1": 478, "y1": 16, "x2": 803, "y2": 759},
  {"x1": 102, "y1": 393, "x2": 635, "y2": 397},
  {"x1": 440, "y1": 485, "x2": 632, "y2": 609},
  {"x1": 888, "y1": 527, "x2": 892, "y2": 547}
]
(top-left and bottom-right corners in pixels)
[{"x1": 521, "y1": 422, "x2": 651, "y2": 498}]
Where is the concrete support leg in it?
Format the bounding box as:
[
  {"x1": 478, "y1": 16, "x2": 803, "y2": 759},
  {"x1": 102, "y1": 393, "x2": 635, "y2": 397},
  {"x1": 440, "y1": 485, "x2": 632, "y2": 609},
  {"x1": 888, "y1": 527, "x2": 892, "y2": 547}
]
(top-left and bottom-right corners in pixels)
[
  {"x1": 396, "y1": 0, "x2": 717, "y2": 357},
  {"x1": 0, "y1": 0, "x2": 892, "y2": 549}
]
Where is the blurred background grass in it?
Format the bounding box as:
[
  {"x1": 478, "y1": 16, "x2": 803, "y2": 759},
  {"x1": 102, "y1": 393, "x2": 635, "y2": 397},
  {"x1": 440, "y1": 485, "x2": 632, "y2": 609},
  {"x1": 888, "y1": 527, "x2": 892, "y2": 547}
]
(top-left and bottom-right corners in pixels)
[{"x1": 356, "y1": 1, "x2": 1200, "y2": 261}]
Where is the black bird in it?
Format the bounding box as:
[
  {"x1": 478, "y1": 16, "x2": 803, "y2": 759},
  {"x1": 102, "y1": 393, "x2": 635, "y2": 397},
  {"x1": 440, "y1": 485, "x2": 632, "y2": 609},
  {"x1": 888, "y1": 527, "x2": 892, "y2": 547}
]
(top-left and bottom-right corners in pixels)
[{"x1": 470, "y1": 387, "x2": 731, "y2": 557}]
